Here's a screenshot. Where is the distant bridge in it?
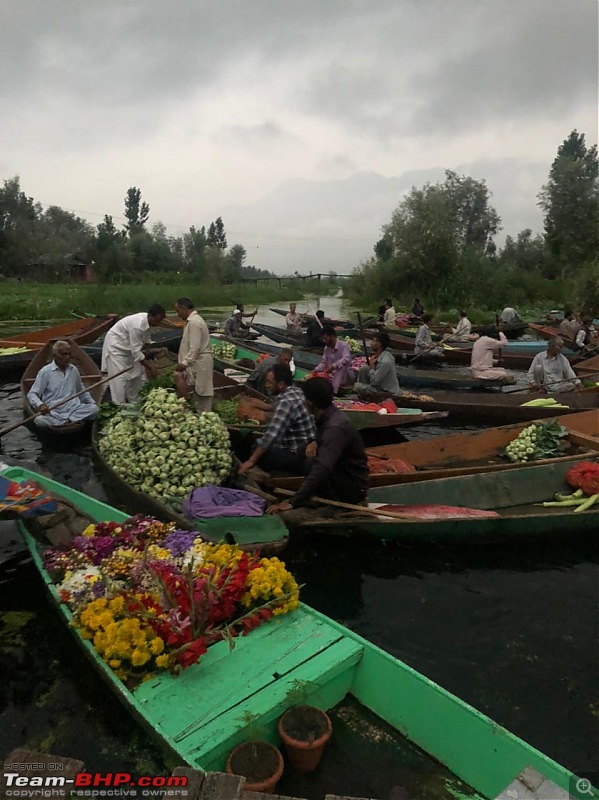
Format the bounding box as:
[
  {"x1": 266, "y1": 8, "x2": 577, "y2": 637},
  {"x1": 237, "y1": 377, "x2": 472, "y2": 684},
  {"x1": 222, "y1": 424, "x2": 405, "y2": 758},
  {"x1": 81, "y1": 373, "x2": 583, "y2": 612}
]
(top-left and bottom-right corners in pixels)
[{"x1": 225, "y1": 273, "x2": 352, "y2": 288}]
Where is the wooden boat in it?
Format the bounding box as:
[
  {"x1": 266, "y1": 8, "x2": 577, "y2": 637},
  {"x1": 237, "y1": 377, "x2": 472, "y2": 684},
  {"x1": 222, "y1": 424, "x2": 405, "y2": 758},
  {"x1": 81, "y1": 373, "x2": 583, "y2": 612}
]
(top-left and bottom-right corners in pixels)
[
  {"x1": 249, "y1": 337, "x2": 508, "y2": 392},
  {"x1": 20, "y1": 341, "x2": 104, "y2": 436},
  {"x1": 272, "y1": 410, "x2": 599, "y2": 490},
  {"x1": 388, "y1": 387, "x2": 599, "y2": 423},
  {"x1": 269, "y1": 307, "x2": 355, "y2": 327},
  {"x1": 382, "y1": 331, "x2": 583, "y2": 370},
  {"x1": 92, "y1": 373, "x2": 288, "y2": 554},
  {"x1": 5, "y1": 463, "x2": 592, "y2": 798},
  {"x1": 251, "y1": 321, "x2": 354, "y2": 346},
  {"x1": 0, "y1": 315, "x2": 117, "y2": 374},
  {"x1": 286, "y1": 460, "x2": 599, "y2": 542},
  {"x1": 528, "y1": 322, "x2": 579, "y2": 350},
  {"x1": 576, "y1": 354, "x2": 599, "y2": 378}
]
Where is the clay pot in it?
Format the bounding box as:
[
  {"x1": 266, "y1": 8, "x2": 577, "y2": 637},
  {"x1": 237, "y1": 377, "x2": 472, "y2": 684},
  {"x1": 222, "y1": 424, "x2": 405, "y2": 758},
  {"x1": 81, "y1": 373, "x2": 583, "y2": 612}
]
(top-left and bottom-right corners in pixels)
[
  {"x1": 278, "y1": 705, "x2": 332, "y2": 773},
  {"x1": 226, "y1": 740, "x2": 284, "y2": 793}
]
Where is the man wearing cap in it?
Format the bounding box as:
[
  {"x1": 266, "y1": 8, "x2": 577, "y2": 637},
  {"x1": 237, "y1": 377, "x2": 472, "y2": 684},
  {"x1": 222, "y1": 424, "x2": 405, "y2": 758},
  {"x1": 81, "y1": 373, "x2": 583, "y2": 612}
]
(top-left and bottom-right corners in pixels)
[{"x1": 224, "y1": 308, "x2": 245, "y2": 338}]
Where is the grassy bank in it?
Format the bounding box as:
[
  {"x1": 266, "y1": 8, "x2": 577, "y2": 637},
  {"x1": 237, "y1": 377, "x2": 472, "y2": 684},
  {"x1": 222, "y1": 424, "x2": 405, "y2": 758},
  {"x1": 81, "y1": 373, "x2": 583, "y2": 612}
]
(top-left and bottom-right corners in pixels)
[{"x1": 0, "y1": 280, "x2": 339, "y2": 320}]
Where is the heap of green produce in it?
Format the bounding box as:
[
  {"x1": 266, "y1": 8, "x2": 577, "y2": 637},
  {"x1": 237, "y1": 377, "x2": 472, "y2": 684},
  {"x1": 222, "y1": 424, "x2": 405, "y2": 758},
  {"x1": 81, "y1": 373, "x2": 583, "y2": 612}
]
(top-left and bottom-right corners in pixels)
[
  {"x1": 520, "y1": 397, "x2": 569, "y2": 409},
  {"x1": 139, "y1": 369, "x2": 176, "y2": 398},
  {"x1": 98, "y1": 388, "x2": 232, "y2": 500},
  {"x1": 0, "y1": 346, "x2": 30, "y2": 356},
  {"x1": 340, "y1": 336, "x2": 362, "y2": 353},
  {"x1": 213, "y1": 398, "x2": 240, "y2": 425},
  {"x1": 502, "y1": 420, "x2": 569, "y2": 463},
  {"x1": 212, "y1": 341, "x2": 237, "y2": 360}
]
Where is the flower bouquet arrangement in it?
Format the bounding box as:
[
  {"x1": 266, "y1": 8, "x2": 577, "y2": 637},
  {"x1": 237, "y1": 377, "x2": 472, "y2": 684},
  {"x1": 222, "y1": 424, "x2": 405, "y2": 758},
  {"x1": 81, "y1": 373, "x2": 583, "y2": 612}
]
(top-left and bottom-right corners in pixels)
[{"x1": 43, "y1": 515, "x2": 300, "y2": 685}]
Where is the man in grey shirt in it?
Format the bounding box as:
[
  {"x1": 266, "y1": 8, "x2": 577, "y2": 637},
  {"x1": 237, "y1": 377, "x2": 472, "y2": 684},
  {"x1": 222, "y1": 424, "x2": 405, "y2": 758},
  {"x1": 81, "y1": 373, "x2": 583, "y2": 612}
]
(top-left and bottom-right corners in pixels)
[
  {"x1": 354, "y1": 331, "x2": 401, "y2": 395},
  {"x1": 527, "y1": 337, "x2": 582, "y2": 393},
  {"x1": 246, "y1": 348, "x2": 293, "y2": 395}
]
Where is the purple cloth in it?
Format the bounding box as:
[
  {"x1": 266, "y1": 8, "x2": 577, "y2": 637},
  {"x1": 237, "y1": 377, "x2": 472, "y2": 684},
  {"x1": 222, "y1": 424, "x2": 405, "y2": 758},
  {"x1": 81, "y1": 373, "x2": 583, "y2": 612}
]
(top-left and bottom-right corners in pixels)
[{"x1": 182, "y1": 485, "x2": 266, "y2": 519}]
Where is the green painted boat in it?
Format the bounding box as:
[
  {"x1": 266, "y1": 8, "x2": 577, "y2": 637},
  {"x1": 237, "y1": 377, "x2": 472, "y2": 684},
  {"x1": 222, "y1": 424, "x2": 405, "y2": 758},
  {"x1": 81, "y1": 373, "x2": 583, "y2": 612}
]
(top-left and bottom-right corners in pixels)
[
  {"x1": 283, "y1": 460, "x2": 599, "y2": 542},
  {"x1": 4, "y1": 464, "x2": 594, "y2": 799},
  {"x1": 210, "y1": 335, "x2": 311, "y2": 380}
]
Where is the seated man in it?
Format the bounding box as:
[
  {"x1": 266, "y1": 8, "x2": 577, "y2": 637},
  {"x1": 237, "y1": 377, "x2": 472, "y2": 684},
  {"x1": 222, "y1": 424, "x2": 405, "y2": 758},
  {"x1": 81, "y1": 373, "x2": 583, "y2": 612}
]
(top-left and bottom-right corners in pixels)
[
  {"x1": 527, "y1": 337, "x2": 582, "y2": 393},
  {"x1": 314, "y1": 325, "x2": 355, "y2": 394},
  {"x1": 470, "y1": 326, "x2": 509, "y2": 381},
  {"x1": 27, "y1": 340, "x2": 98, "y2": 428},
  {"x1": 498, "y1": 306, "x2": 521, "y2": 324},
  {"x1": 285, "y1": 303, "x2": 304, "y2": 337},
  {"x1": 447, "y1": 309, "x2": 472, "y2": 341},
  {"x1": 266, "y1": 377, "x2": 369, "y2": 514},
  {"x1": 246, "y1": 348, "x2": 293, "y2": 395},
  {"x1": 414, "y1": 314, "x2": 443, "y2": 358},
  {"x1": 354, "y1": 331, "x2": 400, "y2": 395},
  {"x1": 223, "y1": 309, "x2": 246, "y2": 338},
  {"x1": 382, "y1": 297, "x2": 396, "y2": 329},
  {"x1": 305, "y1": 310, "x2": 325, "y2": 348},
  {"x1": 238, "y1": 363, "x2": 316, "y2": 476}
]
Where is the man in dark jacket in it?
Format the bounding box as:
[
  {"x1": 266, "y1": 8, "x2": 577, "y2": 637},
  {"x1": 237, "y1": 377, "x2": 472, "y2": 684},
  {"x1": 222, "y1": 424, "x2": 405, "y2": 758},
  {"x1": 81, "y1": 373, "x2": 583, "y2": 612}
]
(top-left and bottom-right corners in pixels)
[
  {"x1": 266, "y1": 377, "x2": 368, "y2": 513},
  {"x1": 305, "y1": 310, "x2": 325, "y2": 348}
]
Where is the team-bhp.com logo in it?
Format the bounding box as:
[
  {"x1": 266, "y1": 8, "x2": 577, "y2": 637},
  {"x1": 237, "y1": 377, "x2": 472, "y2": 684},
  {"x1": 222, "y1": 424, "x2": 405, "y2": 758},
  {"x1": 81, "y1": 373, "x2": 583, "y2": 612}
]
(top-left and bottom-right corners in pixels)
[{"x1": 3, "y1": 772, "x2": 188, "y2": 796}]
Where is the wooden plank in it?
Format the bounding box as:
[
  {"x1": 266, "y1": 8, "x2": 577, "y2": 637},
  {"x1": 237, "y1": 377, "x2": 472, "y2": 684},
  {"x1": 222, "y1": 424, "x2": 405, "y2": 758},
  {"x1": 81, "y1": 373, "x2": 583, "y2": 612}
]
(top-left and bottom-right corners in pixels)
[
  {"x1": 183, "y1": 636, "x2": 362, "y2": 771},
  {"x1": 134, "y1": 610, "x2": 347, "y2": 737},
  {"x1": 2, "y1": 749, "x2": 85, "y2": 800}
]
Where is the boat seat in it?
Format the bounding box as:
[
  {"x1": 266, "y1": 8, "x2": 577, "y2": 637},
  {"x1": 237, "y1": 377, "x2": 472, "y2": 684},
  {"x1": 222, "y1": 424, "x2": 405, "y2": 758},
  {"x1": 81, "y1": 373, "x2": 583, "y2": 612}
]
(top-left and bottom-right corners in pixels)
[{"x1": 133, "y1": 607, "x2": 363, "y2": 772}]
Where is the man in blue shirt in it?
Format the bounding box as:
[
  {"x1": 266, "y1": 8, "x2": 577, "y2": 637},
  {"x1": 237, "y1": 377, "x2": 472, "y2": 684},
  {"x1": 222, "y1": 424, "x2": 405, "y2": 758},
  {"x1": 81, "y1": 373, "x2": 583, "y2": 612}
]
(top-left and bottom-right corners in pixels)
[
  {"x1": 238, "y1": 363, "x2": 316, "y2": 475},
  {"x1": 27, "y1": 340, "x2": 98, "y2": 429}
]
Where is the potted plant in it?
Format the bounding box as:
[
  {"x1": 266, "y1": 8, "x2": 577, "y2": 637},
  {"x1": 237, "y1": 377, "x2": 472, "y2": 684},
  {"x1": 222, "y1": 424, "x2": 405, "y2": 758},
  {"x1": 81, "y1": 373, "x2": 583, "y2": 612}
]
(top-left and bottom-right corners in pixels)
[
  {"x1": 226, "y1": 740, "x2": 284, "y2": 793},
  {"x1": 278, "y1": 701, "x2": 332, "y2": 773},
  {"x1": 226, "y1": 711, "x2": 284, "y2": 793}
]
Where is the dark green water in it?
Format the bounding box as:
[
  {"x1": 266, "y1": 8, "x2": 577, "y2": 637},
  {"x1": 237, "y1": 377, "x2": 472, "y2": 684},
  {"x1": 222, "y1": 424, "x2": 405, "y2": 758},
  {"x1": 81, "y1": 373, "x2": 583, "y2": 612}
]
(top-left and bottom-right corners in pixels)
[{"x1": 0, "y1": 386, "x2": 597, "y2": 794}]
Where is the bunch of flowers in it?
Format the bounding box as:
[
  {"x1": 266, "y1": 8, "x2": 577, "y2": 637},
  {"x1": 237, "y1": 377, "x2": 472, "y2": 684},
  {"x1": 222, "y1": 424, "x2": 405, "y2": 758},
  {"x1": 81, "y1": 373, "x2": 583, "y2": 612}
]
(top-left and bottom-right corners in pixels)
[
  {"x1": 42, "y1": 515, "x2": 301, "y2": 684},
  {"x1": 351, "y1": 356, "x2": 367, "y2": 372}
]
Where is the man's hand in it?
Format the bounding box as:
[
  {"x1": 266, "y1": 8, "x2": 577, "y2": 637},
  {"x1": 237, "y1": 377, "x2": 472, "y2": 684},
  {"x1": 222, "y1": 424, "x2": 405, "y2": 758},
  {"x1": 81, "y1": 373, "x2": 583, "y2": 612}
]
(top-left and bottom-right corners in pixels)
[
  {"x1": 368, "y1": 355, "x2": 378, "y2": 368},
  {"x1": 266, "y1": 500, "x2": 292, "y2": 514},
  {"x1": 529, "y1": 382, "x2": 541, "y2": 391},
  {"x1": 575, "y1": 381, "x2": 583, "y2": 392},
  {"x1": 175, "y1": 363, "x2": 187, "y2": 372},
  {"x1": 305, "y1": 441, "x2": 318, "y2": 458},
  {"x1": 238, "y1": 459, "x2": 255, "y2": 477},
  {"x1": 38, "y1": 403, "x2": 50, "y2": 415}
]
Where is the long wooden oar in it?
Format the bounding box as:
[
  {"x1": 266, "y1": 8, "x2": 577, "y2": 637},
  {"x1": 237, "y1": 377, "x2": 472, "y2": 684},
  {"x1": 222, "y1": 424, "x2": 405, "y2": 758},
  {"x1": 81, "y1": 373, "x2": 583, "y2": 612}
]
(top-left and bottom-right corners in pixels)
[
  {"x1": 0, "y1": 366, "x2": 133, "y2": 439},
  {"x1": 409, "y1": 334, "x2": 452, "y2": 364},
  {"x1": 274, "y1": 487, "x2": 423, "y2": 521},
  {"x1": 507, "y1": 371, "x2": 599, "y2": 394}
]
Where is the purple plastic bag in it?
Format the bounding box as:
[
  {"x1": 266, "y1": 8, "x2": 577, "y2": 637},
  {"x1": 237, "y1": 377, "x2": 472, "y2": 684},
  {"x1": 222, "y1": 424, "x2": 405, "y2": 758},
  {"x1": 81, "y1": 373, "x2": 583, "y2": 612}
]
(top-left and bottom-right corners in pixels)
[{"x1": 182, "y1": 485, "x2": 266, "y2": 519}]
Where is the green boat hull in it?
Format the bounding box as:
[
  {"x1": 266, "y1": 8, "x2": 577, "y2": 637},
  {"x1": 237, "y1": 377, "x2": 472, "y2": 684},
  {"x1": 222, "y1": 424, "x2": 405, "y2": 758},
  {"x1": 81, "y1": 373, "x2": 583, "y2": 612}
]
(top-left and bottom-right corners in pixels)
[
  {"x1": 291, "y1": 460, "x2": 599, "y2": 542},
  {"x1": 4, "y1": 464, "x2": 593, "y2": 799}
]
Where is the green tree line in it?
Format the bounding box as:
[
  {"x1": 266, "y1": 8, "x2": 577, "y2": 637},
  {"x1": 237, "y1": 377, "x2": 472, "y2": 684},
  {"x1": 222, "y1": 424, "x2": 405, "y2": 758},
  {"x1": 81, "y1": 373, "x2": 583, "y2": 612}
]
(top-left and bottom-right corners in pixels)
[
  {"x1": 0, "y1": 183, "x2": 274, "y2": 284},
  {"x1": 347, "y1": 130, "x2": 599, "y2": 315}
]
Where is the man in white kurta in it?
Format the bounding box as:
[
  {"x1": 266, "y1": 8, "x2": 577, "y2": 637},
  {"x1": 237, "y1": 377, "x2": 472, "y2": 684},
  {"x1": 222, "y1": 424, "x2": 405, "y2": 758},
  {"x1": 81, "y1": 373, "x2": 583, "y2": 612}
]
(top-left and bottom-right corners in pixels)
[
  {"x1": 101, "y1": 305, "x2": 166, "y2": 404},
  {"x1": 27, "y1": 340, "x2": 98, "y2": 428},
  {"x1": 174, "y1": 298, "x2": 214, "y2": 412},
  {"x1": 527, "y1": 337, "x2": 582, "y2": 393}
]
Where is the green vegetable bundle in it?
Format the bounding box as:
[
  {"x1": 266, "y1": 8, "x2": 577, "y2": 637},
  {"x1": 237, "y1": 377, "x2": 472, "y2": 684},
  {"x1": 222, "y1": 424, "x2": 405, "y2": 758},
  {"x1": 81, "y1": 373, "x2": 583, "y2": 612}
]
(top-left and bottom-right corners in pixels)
[
  {"x1": 213, "y1": 342, "x2": 237, "y2": 361},
  {"x1": 340, "y1": 336, "x2": 362, "y2": 353},
  {"x1": 502, "y1": 420, "x2": 569, "y2": 463},
  {"x1": 213, "y1": 398, "x2": 240, "y2": 425},
  {"x1": 98, "y1": 388, "x2": 232, "y2": 500}
]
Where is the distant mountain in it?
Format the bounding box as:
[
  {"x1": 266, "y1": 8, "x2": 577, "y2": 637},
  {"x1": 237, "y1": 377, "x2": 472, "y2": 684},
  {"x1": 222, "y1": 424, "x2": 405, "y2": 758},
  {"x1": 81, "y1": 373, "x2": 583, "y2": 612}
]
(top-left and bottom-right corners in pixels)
[{"x1": 221, "y1": 159, "x2": 547, "y2": 274}]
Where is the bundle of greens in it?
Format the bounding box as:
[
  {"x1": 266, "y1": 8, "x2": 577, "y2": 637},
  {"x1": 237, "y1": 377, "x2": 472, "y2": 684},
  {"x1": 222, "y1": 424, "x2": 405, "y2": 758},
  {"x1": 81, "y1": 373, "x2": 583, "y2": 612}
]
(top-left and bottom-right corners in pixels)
[{"x1": 502, "y1": 420, "x2": 569, "y2": 463}]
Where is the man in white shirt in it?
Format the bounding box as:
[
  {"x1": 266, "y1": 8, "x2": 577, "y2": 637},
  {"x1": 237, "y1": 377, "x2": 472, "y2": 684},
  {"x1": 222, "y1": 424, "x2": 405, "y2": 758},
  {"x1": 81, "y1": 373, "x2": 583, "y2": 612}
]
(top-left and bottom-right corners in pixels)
[
  {"x1": 447, "y1": 310, "x2": 472, "y2": 341},
  {"x1": 528, "y1": 337, "x2": 582, "y2": 393},
  {"x1": 174, "y1": 298, "x2": 213, "y2": 412},
  {"x1": 382, "y1": 298, "x2": 396, "y2": 329},
  {"x1": 498, "y1": 307, "x2": 521, "y2": 324},
  {"x1": 101, "y1": 304, "x2": 166, "y2": 404},
  {"x1": 27, "y1": 340, "x2": 98, "y2": 428}
]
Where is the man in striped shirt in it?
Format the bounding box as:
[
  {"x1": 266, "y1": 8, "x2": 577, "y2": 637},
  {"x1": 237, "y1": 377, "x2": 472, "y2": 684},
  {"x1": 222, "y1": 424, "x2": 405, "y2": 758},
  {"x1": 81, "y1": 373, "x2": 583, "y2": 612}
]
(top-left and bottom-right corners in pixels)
[{"x1": 238, "y1": 363, "x2": 316, "y2": 475}]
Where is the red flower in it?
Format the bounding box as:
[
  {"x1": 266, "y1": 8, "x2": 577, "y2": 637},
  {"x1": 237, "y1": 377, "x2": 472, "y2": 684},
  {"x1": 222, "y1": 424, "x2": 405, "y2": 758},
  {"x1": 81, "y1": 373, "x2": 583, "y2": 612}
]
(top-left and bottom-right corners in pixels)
[{"x1": 566, "y1": 461, "x2": 599, "y2": 497}]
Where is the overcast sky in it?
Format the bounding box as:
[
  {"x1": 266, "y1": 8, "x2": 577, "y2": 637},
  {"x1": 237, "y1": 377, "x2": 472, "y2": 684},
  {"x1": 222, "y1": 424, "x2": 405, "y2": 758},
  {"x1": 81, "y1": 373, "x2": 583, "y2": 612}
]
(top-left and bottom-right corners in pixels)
[{"x1": 1, "y1": 0, "x2": 597, "y2": 273}]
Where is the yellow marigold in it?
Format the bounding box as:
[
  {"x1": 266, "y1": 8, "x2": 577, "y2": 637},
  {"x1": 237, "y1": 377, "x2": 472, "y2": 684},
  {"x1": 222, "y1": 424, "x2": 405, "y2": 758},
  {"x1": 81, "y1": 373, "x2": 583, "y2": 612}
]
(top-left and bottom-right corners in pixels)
[
  {"x1": 82, "y1": 524, "x2": 97, "y2": 538},
  {"x1": 109, "y1": 659, "x2": 122, "y2": 668},
  {"x1": 150, "y1": 637, "x2": 165, "y2": 655},
  {"x1": 131, "y1": 648, "x2": 151, "y2": 667},
  {"x1": 147, "y1": 544, "x2": 172, "y2": 560},
  {"x1": 155, "y1": 654, "x2": 171, "y2": 669},
  {"x1": 108, "y1": 596, "x2": 125, "y2": 615}
]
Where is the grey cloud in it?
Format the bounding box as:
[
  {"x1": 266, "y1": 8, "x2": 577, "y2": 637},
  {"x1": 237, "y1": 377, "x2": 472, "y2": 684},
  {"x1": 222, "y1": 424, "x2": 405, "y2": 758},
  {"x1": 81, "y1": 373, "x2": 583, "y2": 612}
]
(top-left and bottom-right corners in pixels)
[
  {"x1": 217, "y1": 121, "x2": 298, "y2": 148},
  {"x1": 409, "y1": 0, "x2": 598, "y2": 134}
]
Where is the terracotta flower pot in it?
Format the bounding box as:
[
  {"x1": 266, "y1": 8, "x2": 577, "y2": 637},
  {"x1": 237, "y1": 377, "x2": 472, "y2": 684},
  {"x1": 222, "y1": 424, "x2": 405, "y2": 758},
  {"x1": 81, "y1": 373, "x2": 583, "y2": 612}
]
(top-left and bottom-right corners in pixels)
[
  {"x1": 226, "y1": 740, "x2": 284, "y2": 793},
  {"x1": 278, "y1": 705, "x2": 332, "y2": 773}
]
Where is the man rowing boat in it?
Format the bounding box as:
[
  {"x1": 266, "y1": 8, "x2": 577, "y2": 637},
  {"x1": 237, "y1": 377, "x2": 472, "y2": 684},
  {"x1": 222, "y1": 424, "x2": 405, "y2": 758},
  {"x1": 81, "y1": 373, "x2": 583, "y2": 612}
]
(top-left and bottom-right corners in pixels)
[
  {"x1": 27, "y1": 340, "x2": 98, "y2": 428},
  {"x1": 527, "y1": 337, "x2": 582, "y2": 393}
]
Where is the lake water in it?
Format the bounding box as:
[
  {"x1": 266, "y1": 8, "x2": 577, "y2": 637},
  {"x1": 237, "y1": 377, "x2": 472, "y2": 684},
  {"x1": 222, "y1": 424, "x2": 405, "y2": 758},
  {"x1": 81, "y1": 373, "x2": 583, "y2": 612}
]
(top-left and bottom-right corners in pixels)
[{"x1": 0, "y1": 302, "x2": 597, "y2": 794}]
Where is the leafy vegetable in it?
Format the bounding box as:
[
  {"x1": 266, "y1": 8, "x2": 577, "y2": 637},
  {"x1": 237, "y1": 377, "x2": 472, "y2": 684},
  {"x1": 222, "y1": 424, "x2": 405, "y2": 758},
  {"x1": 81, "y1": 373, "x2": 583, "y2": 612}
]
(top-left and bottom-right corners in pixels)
[{"x1": 501, "y1": 420, "x2": 569, "y2": 463}]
